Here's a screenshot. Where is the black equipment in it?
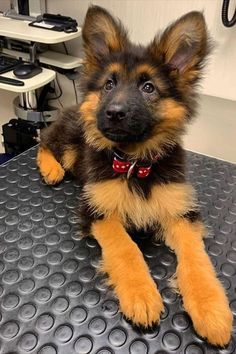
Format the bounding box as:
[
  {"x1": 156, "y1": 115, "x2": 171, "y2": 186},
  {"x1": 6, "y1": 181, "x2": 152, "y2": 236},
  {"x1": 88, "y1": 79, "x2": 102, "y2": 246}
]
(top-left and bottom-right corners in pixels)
[
  {"x1": 2, "y1": 119, "x2": 39, "y2": 154},
  {"x1": 0, "y1": 54, "x2": 22, "y2": 74},
  {"x1": 29, "y1": 13, "x2": 78, "y2": 33}
]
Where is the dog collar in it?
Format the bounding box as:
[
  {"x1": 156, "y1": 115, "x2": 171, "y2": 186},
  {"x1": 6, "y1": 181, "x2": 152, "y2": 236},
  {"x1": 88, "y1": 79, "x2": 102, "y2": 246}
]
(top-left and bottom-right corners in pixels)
[{"x1": 112, "y1": 149, "x2": 159, "y2": 179}]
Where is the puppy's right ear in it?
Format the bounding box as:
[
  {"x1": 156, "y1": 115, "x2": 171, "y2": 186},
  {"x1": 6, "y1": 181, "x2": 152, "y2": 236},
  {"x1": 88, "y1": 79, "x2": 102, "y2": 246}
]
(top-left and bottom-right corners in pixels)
[{"x1": 82, "y1": 5, "x2": 128, "y2": 71}]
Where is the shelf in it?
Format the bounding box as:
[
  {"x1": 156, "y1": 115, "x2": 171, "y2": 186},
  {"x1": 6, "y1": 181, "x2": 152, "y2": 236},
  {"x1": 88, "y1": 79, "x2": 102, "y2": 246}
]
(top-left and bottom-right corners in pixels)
[
  {"x1": 0, "y1": 15, "x2": 81, "y2": 44},
  {"x1": 0, "y1": 68, "x2": 56, "y2": 93},
  {"x1": 2, "y1": 48, "x2": 83, "y2": 70},
  {"x1": 39, "y1": 50, "x2": 83, "y2": 69}
]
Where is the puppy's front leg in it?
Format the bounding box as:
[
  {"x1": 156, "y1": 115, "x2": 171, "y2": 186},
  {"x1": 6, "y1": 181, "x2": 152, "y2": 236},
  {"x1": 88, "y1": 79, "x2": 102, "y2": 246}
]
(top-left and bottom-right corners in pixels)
[
  {"x1": 164, "y1": 218, "x2": 232, "y2": 346},
  {"x1": 37, "y1": 146, "x2": 65, "y2": 185},
  {"x1": 92, "y1": 215, "x2": 164, "y2": 326}
]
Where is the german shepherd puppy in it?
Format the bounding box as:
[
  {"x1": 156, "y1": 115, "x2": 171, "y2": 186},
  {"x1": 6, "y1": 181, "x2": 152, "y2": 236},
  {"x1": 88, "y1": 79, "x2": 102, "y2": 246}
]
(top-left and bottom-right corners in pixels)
[{"x1": 37, "y1": 6, "x2": 232, "y2": 346}]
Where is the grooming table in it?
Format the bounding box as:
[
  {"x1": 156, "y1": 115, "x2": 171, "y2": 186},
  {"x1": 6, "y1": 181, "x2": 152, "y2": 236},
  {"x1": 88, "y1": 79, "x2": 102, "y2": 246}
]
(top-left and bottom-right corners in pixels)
[{"x1": 0, "y1": 146, "x2": 235, "y2": 354}]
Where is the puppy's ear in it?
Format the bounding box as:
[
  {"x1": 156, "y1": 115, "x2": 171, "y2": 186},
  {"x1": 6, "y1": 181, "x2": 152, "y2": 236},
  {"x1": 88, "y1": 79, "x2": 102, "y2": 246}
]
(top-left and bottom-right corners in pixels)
[
  {"x1": 148, "y1": 12, "x2": 211, "y2": 82},
  {"x1": 82, "y1": 5, "x2": 128, "y2": 70}
]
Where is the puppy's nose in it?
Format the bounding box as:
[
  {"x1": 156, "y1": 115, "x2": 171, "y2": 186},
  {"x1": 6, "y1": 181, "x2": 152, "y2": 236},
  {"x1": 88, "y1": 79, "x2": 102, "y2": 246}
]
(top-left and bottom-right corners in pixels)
[{"x1": 106, "y1": 104, "x2": 127, "y2": 121}]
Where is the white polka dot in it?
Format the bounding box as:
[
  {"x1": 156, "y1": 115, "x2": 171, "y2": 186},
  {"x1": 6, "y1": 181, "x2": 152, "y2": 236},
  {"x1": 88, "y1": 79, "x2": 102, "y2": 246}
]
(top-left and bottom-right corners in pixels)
[
  {"x1": 139, "y1": 170, "x2": 143, "y2": 174},
  {"x1": 116, "y1": 165, "x2": 119, "y2": 168},
  {"x1": 121, "y1": 166, "x2": 125, "y2": 169}
]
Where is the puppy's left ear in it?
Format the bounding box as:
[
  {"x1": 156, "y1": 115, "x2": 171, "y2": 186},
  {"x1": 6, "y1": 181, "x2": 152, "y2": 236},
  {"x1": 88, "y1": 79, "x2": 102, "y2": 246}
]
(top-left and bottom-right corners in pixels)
[
  {"x1": 148, "y1": 11, "x2": 211, "y2": 82},
  {"x1": 83, "y1": 5, "x2": 128, "y2": 70}
]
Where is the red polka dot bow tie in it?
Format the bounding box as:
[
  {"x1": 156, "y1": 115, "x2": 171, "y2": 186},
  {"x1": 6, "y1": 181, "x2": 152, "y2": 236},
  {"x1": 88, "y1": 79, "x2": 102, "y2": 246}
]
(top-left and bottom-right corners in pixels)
[{"x1": 112, "y1": 149, "x2": 159, "y2": 179}]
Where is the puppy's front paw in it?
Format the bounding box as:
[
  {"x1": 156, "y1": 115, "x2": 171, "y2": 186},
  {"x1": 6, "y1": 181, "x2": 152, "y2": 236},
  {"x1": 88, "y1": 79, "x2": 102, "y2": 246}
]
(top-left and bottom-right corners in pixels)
[
  {"x1": 191, "y1": 300, "x2": 232, "y2": 346},
  {"x1": 117, "y1": 277, "x2": 164, "y2": 327},
  {"x1": 184, "y1": 284, "x2": 233, "y2": 346},
  {"x1": 37, "y1": 147, "x2": 65, "y2": 185}
]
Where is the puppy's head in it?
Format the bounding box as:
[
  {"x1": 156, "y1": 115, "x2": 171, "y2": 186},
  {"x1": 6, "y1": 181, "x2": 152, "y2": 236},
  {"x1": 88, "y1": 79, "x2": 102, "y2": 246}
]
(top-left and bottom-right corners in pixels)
[{"x1": 80, "y1": 5, "x2": 211, "y2": 158}]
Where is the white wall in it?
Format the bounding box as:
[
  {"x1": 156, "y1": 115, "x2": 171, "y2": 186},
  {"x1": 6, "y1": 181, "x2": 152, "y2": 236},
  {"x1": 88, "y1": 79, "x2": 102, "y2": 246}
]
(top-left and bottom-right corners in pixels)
[
  {"x1": 184, "y1": 95, "x2": 236, "y2": 163},
  {"x1": 0, "y1": 0, "x2": 235, "y2": 162}
]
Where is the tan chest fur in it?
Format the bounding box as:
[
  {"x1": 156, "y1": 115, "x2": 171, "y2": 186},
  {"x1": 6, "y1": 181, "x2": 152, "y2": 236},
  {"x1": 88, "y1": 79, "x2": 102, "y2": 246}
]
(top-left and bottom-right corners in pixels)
[{"x1": 83, "y1": 179, "x2": 196, "y2": 229}]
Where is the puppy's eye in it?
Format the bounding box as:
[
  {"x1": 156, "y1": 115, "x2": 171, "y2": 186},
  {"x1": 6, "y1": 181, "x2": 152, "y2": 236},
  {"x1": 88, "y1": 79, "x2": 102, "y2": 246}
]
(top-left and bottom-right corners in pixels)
[
  {"x1": 104, "y1": 79, "x2": 115, "y2": 91},
  {"x1": 142, "y1": 82, "x2": 155, "y2": 93}
]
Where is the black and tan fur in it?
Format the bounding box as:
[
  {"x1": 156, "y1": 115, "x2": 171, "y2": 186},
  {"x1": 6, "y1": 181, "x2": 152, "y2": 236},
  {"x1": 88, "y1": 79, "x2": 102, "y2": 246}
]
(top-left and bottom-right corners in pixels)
[{"x1": 37, "y1": 6, "x2": 232, "y2": 346}]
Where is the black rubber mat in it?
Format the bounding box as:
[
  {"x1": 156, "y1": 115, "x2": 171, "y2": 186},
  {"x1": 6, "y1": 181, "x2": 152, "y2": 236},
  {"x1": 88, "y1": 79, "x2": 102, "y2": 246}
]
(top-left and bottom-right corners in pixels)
[{"x1": 0, "y1": 146, "x2": 236, "y2": 354}]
